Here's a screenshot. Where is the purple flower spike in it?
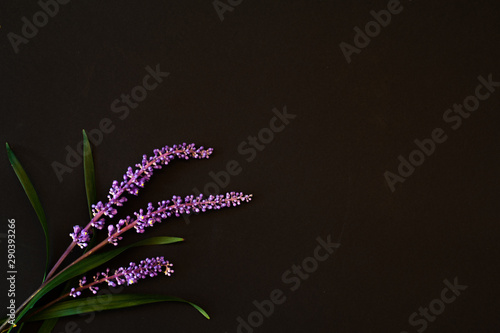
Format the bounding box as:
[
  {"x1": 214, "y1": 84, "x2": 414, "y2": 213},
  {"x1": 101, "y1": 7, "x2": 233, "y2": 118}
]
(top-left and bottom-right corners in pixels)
[
  {"x1": 105, "y1": 192, "x2": 252, "y2": 246},
  {"x1": 101, "y1": 143, "x2": 213, "y2": 213},
  {"x1": 69, "y1": 257, "x2": 173, "y2": 298},
  {"x1": 70, "y1": 143, "x2": 213, "y2": 246},
  {"x1": 134, "y1": 192, "x2": 253, "y2": 232}
]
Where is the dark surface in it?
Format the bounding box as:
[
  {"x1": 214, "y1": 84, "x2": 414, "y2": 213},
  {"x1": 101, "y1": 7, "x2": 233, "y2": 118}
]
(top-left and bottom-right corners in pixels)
[{"x1": 1, "y1": 0, "x2": 499, "y2": 332}]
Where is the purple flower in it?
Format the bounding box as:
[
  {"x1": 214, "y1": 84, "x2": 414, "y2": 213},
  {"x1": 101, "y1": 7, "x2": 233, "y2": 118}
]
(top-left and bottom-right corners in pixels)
[
  {"x1": 106, "y1": 192, "x2": 253, "y2": 245},
  {"x1": 70, "y1": 143, "x2": 213, "y2": 247},
  {"x1": 69, "y1": 225, "x2": 91, "y2": 249},
  {"x1": 69, "y1": 288, "x2": 81, "y2": 297},
  {"x1": 70, "y1": 257, "x2": 173, "y2": 297},
  {"x1": 107, "y1": 223, "x2": 123, "y2": 246}
]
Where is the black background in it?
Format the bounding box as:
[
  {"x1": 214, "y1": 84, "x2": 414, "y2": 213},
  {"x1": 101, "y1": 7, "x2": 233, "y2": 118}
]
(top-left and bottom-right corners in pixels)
[{"x1": 1, "y1": 0, "x2": 500, "y2": 332}]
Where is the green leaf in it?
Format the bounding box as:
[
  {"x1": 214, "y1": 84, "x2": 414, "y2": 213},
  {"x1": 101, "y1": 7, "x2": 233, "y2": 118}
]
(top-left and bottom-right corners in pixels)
[
  {"x1": 82, "y1": 130, "x2": 96, "y2": 217},
  {"x1": 6, "y1": 143, "x2": 50, "y2": 282},
  {"x1": 82, "y1": 129, "x2": 99, "y2": 251},
  {"x1": 13, "y1": 237, "x2": 184, "y2": 327},
  {"x1": 39, "y1": 131, "x2": 98, "y2": 333},
  {"x1": 28, "y1": 294, "x2": 210, "y2": 321},
  {"x1": 37, "y1": 318, "x2": 58, "y2": 333},
  {"x1": 40, "y1": 130, "x2": 100, "y2": 332}
]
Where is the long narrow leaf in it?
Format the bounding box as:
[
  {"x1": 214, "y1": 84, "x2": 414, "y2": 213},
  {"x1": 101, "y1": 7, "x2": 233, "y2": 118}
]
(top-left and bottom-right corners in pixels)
[
  {"x1": 6, "y1": 143, "x2": 49, "y2": 282},
  {"x1": 40, "y1": 130, "x2": 99, "y2": 333},
  {"x1": 28, "y1": 294, "x2": 210, "y2": 321},
  {"x1": 82, "y1": 130, "x2": 99, "y2": 251},
  {"x1": 14, "y1": 237, "x2": 183, "y2": 327},
  {"x1": 37, "y1": 318, "x2": 58, "y2": 333},
  {"x1": 82, "y1": 130, "x2": 96, "y2": 217}
]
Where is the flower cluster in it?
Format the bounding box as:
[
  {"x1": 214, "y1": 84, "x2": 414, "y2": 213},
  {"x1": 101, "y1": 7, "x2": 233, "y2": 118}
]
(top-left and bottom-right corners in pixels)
[
  {"x1": 70, "y1": 143, "x2": 213, "y2": 247},
  {"x1": 1, "y1": 139, "x2": 253, "y2": 333},
  {"x1": 107, "y1": 192, "x2": 253, "y2": 245},
  {"x1": 69, "y1": 226, "x2": 91, "y2": 249},
  {"x1": 69, "y1": 257, "x2": 173, "y2": 297}
]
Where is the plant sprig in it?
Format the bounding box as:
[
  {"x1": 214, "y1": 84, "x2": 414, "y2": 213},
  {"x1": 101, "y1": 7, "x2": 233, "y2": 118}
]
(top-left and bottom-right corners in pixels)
[{"x1": 1, "y1": 133, "x2": 252, "y2": 332}]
